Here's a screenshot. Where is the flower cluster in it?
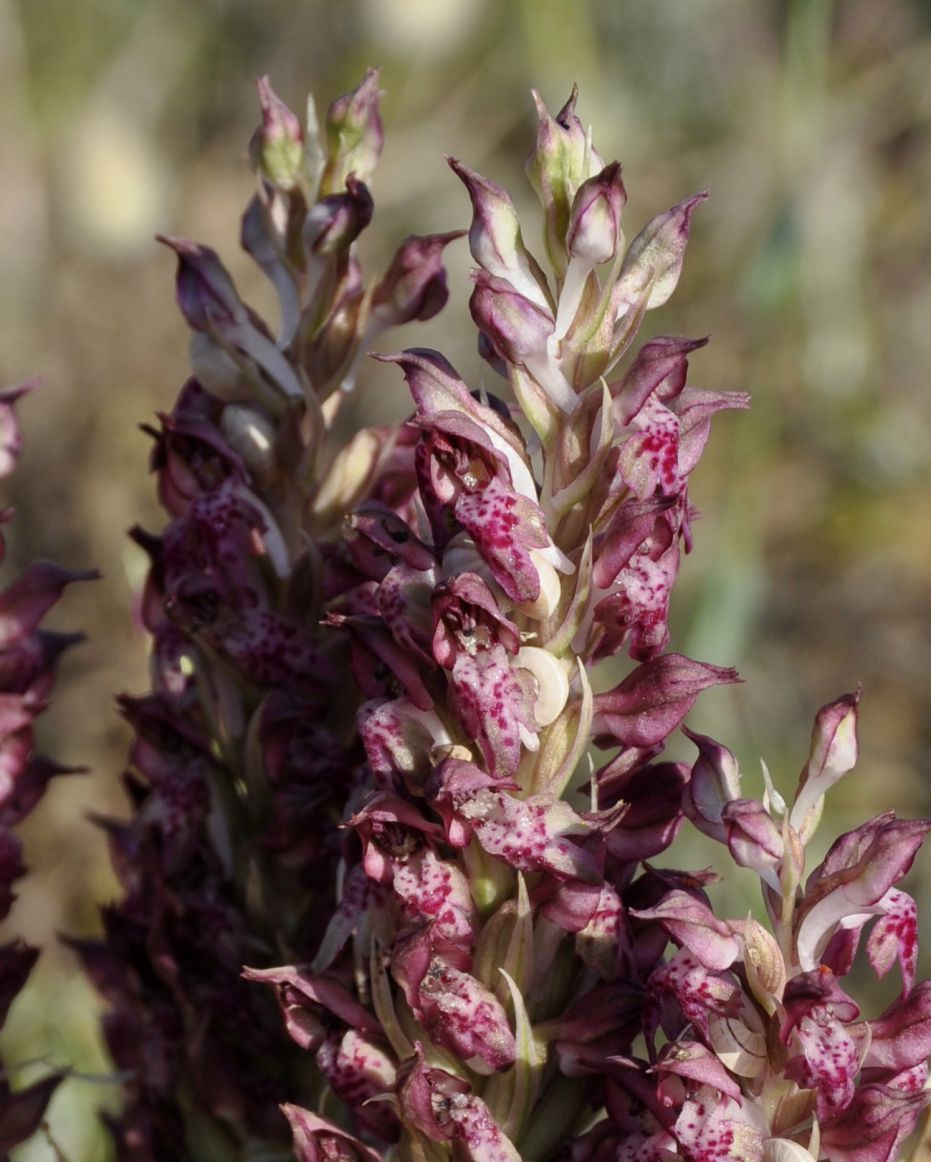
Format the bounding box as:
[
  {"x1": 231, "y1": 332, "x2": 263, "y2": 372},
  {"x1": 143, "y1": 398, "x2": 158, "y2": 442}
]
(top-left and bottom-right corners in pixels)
[
  {"x1": 73, "y1": 72, "x2": 931, "y2": 1162},
  {"x1": 0, "y1": 383, "x2": 93, "y2": 1153}
]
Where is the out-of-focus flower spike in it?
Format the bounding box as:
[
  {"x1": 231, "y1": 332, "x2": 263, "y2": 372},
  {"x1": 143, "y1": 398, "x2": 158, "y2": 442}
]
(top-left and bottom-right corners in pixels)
[
  {"x1": 188, "y1": 330, "x2": 251, "y2": 401},
  {"x1": 218, "y1": 403, "x2": 278, "y2": 488},
  {"x1": 448, "y1": 157, "x2": 552, "y2": 311},
  {"x1": 303, "y1": 268, "x2": 366, "y2": 393},
  {"x1": 250, "y1": 76, "x2": 304, "y2": 190},
  {"x1": 311, "y1": 427, "x2": 387, "y2": 534},
  {"x1": 320, "y1": 67, "x2": 383, "y2": 197},
  {"x1": 789, "y1": 689, "x2": 860, "y2": 843}
]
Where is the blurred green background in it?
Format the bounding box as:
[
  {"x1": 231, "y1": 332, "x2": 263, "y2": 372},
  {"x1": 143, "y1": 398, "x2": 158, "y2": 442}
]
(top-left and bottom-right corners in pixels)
[{"x1": 2, "y1": 0, "x2": 931, "y2": 1156}]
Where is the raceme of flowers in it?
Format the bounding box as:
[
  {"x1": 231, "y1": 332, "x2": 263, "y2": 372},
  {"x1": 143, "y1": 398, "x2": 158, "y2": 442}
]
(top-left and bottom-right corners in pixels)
[
  {"x1": 0, "y1": 383, "x2": 95, "y2": 1153},
  {"x1": 5, "y1": 70, "x2": 930, "y2": 1162}
]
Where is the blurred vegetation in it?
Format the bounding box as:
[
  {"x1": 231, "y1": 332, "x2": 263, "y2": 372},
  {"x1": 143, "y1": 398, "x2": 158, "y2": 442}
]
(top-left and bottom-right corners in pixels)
[{"x1": 1, "y1": 0, "x2": 930, "y2": 1156}]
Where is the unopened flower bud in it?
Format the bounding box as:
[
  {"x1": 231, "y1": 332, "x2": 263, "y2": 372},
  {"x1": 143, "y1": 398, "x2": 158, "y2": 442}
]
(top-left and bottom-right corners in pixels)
[
  {"x1": 371, "y1": 231, "x2": 464, "y2": 327},
  {"x1": 448, "y1": 157, "x2": 551, "y2": 310},
  {"x1": 613, "y1": 191, "x2": 707, "y2": 315},
  {"x1": 250, "y1": 76, "x2": 304, "y2": 190},
  {"x1": 320, "y1": 68, "x2": 383, "y2": 196},
  {"x1": 682, "y1": 726, "x2": 742, "y2": 843},
  {"x1": 566, "y1": 161, "x2": 626, "y2": 265},
  {"x1": 789, "y1": 690, "x2": 860, "y2": 841},
  {"x1": 722, "y1": 798, "x2": 783, "y2": 889},
  {"x1": 303, "y1": 176, "x2": 374, "y2": 257},
  {"x1": 594, "y1": 654, "x2": 740, "y2": 749},
  {"x1": 159, "y1": 236, "x2": 246, "y2": 332},
  {"x1": 526, "y1": 87, "x2": 604, "y2": 276},
  {"x1": 469, "y1": 270, "x2": 554, "y2": 365}
]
